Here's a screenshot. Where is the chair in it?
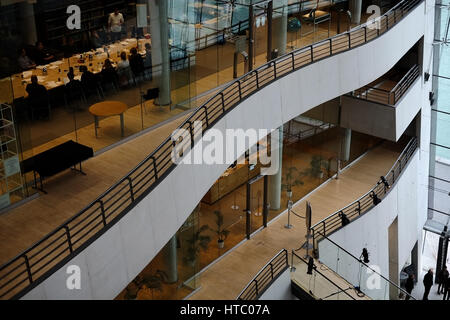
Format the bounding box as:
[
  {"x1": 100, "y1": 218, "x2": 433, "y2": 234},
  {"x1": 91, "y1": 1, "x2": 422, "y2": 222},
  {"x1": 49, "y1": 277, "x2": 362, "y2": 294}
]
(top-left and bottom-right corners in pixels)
[
  {"x1": 300, "y1": 0, "x2": 331, "y2": 41},
  {"x1": 117, "y1": 66, "x2": 134, "y2": 87},
  {"x1": 100, "y1": 68, "x2": 119, "y2": 94},
  {"x1": 64, "y1": 80, "x2": 87, "y2": 111},
  {"x1": 140, "y1": 88, "x2": 160, "y2": 114},
  {"x1": 81, "y1": 71, "x2": 104, "y2": 102}
]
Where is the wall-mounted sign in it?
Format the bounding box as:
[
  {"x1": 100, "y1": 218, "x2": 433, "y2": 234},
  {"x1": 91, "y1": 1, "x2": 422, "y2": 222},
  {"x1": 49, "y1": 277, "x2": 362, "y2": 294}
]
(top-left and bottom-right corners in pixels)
[{"x1": 137, "y1": 4, "x2": 148, "y2": 28}]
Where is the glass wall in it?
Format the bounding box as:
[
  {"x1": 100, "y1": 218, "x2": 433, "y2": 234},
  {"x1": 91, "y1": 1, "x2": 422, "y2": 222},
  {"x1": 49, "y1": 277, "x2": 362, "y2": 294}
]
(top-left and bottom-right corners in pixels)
[
  {"x1": 117, "y1": 97, "x2": 383, "y2": 299},
  {"x1": 429, "y1": 0, "x2": 450, "y2": 232},
  {"x1": 0, "y1": 0, "x2": 385, "y2": 209},
  {"x1": 116, "y1": 207, "x2": 200, "y2": 300}
]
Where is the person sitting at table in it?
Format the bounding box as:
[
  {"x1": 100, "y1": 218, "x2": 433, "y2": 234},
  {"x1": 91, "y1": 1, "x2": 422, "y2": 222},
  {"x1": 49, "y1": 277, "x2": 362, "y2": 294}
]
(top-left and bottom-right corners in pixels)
[
  {"x1": 34, "y1": 41, "x2": 55, "y2": 65},
  {"x1": 144, "y1": 43, "x2": 152, "y2": 80},
  {"x1": 26, "y1": 75, "x2": 49, "y2": 119},
  {"x1": 18, "y1": 48, "x2": 36, "y2": 71},
  {"x1": 117, "y1": 51, "x2": 129, "y2": 70},
  {"x1": 67, "y1": 67, "x2": 75, "y2": 80},
  {"x1": 90, "y1": 30, "x2": 103, "y2": 49},
  {"x1": 80, "y1": 65, "x2": 99, "y2": 98},
  {"x1": 65, "y1": 71, "x2": 86, "y2": 108},
  {"x1": 101, "y1": 59, "x2": 118, "y2": 89},
  {"x1": 129, "y1": 47, "x2": 144, "y2": 82},
  {"x1": 62, "y1": 36, "x2": 78, "y2": 58},
  {"x1": 117, "y1": 51, "x2": 132, "y2": 87}
]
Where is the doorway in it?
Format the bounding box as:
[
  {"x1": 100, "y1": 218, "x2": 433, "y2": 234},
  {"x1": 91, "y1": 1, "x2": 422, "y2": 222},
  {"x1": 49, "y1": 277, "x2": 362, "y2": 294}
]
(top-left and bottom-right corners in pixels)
[{"x1": 245, "y1": 174, "x2": 269, "y2": 239}]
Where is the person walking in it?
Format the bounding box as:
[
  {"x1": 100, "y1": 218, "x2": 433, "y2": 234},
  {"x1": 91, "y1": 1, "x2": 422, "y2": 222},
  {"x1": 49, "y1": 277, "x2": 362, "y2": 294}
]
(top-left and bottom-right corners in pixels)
[
  {"x1": 423, "y1": 269, "x2": 434, "y2": 300},
  {"x1": 405, "y1": 273, "x2": 415, "y2": 300},
  {"x1": 444, "y1": 275, "x2": 450, "y2": 300},
  {"x1": 437, "y1": 266, "x2": 449, "y2": 294}
]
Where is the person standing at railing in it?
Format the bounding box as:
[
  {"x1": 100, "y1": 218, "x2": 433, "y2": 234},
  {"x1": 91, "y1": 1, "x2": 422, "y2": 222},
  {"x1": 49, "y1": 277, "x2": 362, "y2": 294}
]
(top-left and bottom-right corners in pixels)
[
  {"x1": 423, "y1": 269, "x2": 434, "y2": 300},
  {"x1": 405, "y1": 273, "x2": 415, "y2": 300}
]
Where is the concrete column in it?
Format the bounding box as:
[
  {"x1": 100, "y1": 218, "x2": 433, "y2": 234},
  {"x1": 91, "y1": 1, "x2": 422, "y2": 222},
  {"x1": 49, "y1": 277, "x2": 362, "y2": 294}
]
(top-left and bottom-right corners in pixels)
[
  {"x1": 272, "y1": 0, "x2": 288, "y2": 56},
  {"x1": 268, "y1": 127, "x2": 283, "y2": 210},
  {"x1": 349, "y1": 0, "x2": 362, "y2": 24},
  {"x1": 19, "y1": 0, "x2": 38, "y2": 46},
  {"x1": 162, "y1": 235, "x2": 178, "y2": 283},
  {"x1": 340, "y1": 128, "x2": 352, "y2": 162},
  {"x1": 149, "y1": 0, "x2": 171, "y2": 106}
]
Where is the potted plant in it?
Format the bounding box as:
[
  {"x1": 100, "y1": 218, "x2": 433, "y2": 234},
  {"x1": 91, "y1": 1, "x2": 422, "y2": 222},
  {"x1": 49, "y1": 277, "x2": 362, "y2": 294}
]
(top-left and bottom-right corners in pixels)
[
  {"x1": 281, "y1": 166, "x2": 304, "y2": 197},
  {"x1": 183, "y1": 224, "x2": 211, "y2": 267},
  {"x1": 142, "y1": 271, "x2": 165, "y2": 299},
  {"x1": 124, "y1": 275, "x2": 144, "y2": 300},
  {"x1": 210, "y1": 210, "x2": 230, "y2": 249},
  {"x1": 304, "y1": 155, "x2": 329, "y2": 179}
]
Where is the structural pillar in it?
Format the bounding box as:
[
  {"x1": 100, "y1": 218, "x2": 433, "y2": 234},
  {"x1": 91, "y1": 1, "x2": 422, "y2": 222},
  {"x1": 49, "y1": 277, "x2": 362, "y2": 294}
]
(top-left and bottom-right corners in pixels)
[
  {"x1": 349, "y1": 0, "x2": 362, "y2": 24},
  {"x1": 272, "y1": 0, "x2": 288, "y2": 56},
  {"x1": 19, "y1": 0, "x2": 38, "y2": 46},
  {"x1": 340, "y1": 128, "x2": 352, "y2": 163},
  {"x1": 266, "y1": 0, "x2": 273, "y2": 62},
  {"x1": 268, "y1": 127, "x2": 283, "y2": 210},
  {"x1": 162, "y1": 235, "x2": 178, "y2": 284},
  {"x1": 149, "y1": 0, "x2": 171, "y2": 106},
  {"x1": 248, "y1": 4, "x2": 254, "y2": 71},
  {"x1": 436, "y1": 226, "x2": 449, "y2": 284}
]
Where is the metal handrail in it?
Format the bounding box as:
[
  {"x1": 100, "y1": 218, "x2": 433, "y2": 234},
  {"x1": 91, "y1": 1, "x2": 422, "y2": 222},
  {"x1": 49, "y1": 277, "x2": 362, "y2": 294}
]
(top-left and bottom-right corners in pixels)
[
  {"x1": 237, "y1": 249, "x2": 289, "y2": 300},
  {"x1": 349, "y1": 64, "x2": 420, "y2": 105},
  {"x1": 192, "y1": 0, "x2": 323, "y2": 50},
  {"x1": 0, "y1": 0, "x2": 423, "y2": 300},
  {"x1": 290, "y1": 251, "x2": 356, "y2": 300},
  {"x1": 316, "y1": 232, "x2": 416, "y2": 300},
  {"x1": 310, "y1": 137, "x2": 418, "y2": 251}
]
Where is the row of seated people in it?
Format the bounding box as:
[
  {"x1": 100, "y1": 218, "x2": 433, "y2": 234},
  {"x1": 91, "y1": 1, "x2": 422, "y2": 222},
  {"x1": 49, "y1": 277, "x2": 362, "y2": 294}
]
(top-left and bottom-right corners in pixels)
[
  {"x1": 18, "y1": 42, "x2": 56, "y2": 70},
  {"x1": 23, "y1": 48, "x2": 152, "y2": 120},
  {"x1": 17, "y1": 26, "x2": 150, "y2": 72}
]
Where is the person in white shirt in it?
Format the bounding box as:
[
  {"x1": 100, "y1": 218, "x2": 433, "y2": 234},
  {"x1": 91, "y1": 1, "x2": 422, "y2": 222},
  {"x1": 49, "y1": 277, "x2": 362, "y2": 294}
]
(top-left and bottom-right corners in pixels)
[
  {"x1": 108, "y1": 8, "x2": 124, "y2": 42},
  {"x1": 117, "y1": 52, "x2": 132, "y2": 86}
]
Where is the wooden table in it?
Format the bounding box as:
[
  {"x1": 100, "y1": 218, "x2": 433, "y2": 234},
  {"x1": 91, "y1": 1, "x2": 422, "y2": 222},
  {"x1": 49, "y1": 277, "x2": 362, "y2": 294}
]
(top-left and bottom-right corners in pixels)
[
  {"x1": 89, "y1": 101, "x2": 128, "y2": 138},
  {"x1": 0, "y1": 38, "x2": 151, "y2": 103}
]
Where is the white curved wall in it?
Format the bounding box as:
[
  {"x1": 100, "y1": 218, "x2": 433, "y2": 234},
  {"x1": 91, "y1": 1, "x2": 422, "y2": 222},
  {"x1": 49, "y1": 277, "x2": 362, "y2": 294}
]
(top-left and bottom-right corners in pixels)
[
  {"x1": 22, "y1": 2, "x2": 427, "y2": 300},
  {"x1": 341, "y1": 77, "x2": 423, "y2": 142},
  {"x1": 317, "y1": 150, "x2": 420, "y2": 295}
]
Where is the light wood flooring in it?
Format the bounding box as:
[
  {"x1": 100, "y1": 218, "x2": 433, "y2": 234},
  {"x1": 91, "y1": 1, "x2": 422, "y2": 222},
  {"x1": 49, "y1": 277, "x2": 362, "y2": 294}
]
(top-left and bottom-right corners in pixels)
[{"x1": 188, "y1": 142, "x2": 400, "y2": 300}]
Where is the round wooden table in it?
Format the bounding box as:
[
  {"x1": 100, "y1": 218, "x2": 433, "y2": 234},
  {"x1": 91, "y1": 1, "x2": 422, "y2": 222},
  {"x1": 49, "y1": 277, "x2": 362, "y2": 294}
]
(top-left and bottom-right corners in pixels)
[{"x1": 89, "y1": 101, "x2": 128, "y2": 137}]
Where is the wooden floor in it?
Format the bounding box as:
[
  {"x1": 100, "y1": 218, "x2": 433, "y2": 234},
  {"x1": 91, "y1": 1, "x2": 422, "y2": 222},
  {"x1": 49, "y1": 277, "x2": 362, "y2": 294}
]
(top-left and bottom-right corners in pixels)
[
  {"x1": 0, "y1": 114, "x2": 189, "y2": 265},
  {"x1": 21, "y1": 20, "x2": 341, "y2": 158},
  {"x1": 0, "y1": 15, "x2": 374, "y2": 270},
  {"x1": 188, "y1": 143, "x2": 400, "y2": 300},
  {"x1": 291, "y1": 257, "x2": 371, "y2": 300}
]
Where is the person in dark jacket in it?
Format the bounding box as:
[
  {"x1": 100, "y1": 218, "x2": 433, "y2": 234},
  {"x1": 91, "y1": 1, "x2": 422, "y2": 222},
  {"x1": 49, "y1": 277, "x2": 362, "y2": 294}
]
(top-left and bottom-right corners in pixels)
[
  {"x1": 405, "y1": 273, "x2": 415, "y2": 300},
  {"x1": 129, "y1": 47, "x2": 144, "y2": 81},
  {"x1": 443, "y1": 276, "x2": 450, "y2": 300},
  {"x1": 423, "y1": 269, "x2": 434, "y2": 300},
  {"x1": 80, "y1": 65, "x2": 98, "y2": 98},
  {"x1": 26, "y1": 75, "x2": 49, "y2": 119},
  {"x1": 101, "y1": 59, "x2": 118, "y2": 88},
  {"x1": 34, "y1": 41, "x2": 55, "y2": 65},
  {"x1": 144, "y1": 43, "x2": 152, "y2": 80},
  {"x1": 437, "y1": 266, "x2": 449, "y2": 294}
]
